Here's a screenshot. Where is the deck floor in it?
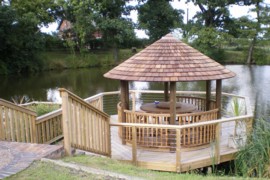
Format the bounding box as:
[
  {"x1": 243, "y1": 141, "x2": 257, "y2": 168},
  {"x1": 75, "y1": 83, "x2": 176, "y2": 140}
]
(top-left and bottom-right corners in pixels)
[{"x1": 110, "y1": 115, "x2": 240, "y2": 172}]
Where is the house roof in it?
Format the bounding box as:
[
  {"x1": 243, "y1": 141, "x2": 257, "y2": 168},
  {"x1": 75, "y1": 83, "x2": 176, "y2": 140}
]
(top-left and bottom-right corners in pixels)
[{"x1": 104, "y1": 33, "x2": 235, "y2": 82}]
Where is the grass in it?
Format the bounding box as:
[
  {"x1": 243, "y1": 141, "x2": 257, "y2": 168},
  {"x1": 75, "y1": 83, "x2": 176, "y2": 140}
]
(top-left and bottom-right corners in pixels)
[
  {"x1": 5, "y1": 161, "x2": 112, "y2": 180},
  {"x1": 235, "y1": 119, "x2": 270, "y2": 178},
  {"x1": 223, "y1": 50, "x2": 246, "y2": 64},
  {"x1": 27, "y1": 103, "x2": 60, "y2": 116},
  {"x1": 41, "y1": 49, "x2": 138, "y2": 71},
  {"x1": 223, "y1": 49, "x2": 270, "y2": 65},
  {"x1": 62, "y1": 155, "x2": 248, "y2": 180},
  {"x1": 5, "y1": 154, "x2": 260, "y2": 179}
]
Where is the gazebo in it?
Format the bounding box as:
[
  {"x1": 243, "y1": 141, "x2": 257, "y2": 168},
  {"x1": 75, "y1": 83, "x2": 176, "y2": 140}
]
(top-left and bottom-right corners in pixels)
[{"x1": 104, "y1": 33, "x2": 235, "y2": 149}]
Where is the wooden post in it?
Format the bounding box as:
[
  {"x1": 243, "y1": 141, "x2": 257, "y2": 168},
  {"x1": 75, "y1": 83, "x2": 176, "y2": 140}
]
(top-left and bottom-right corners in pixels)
[
  {"x1": 215, "y1": 123, "x2": 221, "y2": 164},
  {"x1": 169, "y1": 82, "x2": 176, "y2": 152},
  {"x1": 170, "y1": 82, "x2": 176, "y2": 125},
  {"x1": 216, "y1": 80, "x2": 222, "y2": 119},
  {"x1": 0, "y1": 106, "x2": 2, "y2": 140},
  {"x1": 120, "y1": 80, "x2": 129, "y2": 144},
  {"x1": 107, "y1": 119, "x2": 112, "y2": 158},
  {"x1": 132, "y1": 126, "x2": 137, "y2": 165},
  {"x1": 60, "y1": 90, "x2": 72, "y2": 156},
  {"x1": 176, "y1": 129, "x2": 181, "y2": 172},
  {"x1": 125, "y1": 81, "x2": 130, "y2": 110},
  {"x1": 164, "y1": 82, "x2": 169, "y2": 101},
  {"x1": 100, "y1": 96, "x2": 104, "y2": 111},
  {"x1": 31, "y1": 116, "x2": 37, "y2": 143},
  {"x1": 206, "y1": 80, "x2": 211, "y2": 111},
  {"x1": 131, "y1": 91, "x2": 136, "y2": 111}
]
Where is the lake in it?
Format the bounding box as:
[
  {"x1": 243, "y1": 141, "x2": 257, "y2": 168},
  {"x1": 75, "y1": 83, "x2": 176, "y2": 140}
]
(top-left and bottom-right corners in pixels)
[{"x1": 0, "y1": 65, "x2": 269, "y2": 119}]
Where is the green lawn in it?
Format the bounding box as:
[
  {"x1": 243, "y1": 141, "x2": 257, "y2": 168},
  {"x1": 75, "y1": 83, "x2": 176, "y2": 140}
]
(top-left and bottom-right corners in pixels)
[
  {"x1": 6, "y1": 161, "x2": 107, "y2": 180},
  {"x1": 6, "y1": 154, "x2": 260, "y2": 180},
  {"x1": 40, "y1": 49, "x2": 138, "y2": 71}
]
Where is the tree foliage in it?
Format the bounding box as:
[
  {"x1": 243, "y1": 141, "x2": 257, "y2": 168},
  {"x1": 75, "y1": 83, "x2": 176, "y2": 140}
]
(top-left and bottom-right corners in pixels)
[
  {"x1": 138, "y1": 0, "x2": 183, "y2": 42},
  {"x1": 0, "y1": 5, "x2": 44, "y2": 74},
  {"x1": 58, "y1": 0, "x2": 136, "y2": 60},
  {"x1": 10, "y1": 0, "x2": 60, "y2": 26},
  {"x1": 92, "y1": 0, "x2": 136, "y2": 48}
]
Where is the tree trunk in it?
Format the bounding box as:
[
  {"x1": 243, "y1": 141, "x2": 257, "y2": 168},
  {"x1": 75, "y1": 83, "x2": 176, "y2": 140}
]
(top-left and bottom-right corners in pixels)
[
  {"x1": 246, "y1": 39, "x2": 255, "y2": 65},
  {"x1": 113, "y1": 43, "x2": 119, "y2": 62},
  {"x1": 247, "y1": 1, "x2": 261, "y2": 65}
]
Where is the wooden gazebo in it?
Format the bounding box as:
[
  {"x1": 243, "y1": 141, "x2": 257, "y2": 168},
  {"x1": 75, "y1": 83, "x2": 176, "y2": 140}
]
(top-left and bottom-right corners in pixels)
[{"x1": 104, "y1": 33, "x2": 235, "y2": 148}]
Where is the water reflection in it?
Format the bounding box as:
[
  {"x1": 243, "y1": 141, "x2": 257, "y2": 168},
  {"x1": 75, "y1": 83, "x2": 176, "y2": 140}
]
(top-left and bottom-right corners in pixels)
[{"x1": 0, "y1": 65, "x2": 269, "y2": 118}]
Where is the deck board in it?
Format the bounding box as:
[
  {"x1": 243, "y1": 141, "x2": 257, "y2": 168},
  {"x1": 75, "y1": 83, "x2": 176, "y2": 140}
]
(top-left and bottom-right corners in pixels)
[{"x1": 110, "y1": 115, "x2": 240, "y2": 172}]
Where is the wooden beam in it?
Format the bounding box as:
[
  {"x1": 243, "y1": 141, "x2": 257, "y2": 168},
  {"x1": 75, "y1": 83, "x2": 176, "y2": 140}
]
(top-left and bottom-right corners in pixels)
[
  {"x1": 169, "y1": 82, "x2": 176, "y2": 125},
  {"x1": 132, "y1": 126, "x2": 137, "y2": 165},
  {"x1": 206, "y1": 80, "x2": 211, "y2": 111},
  {"x1": 176, "y1": 129, "x2": 181, "y2": 172},
  {"x1": 215, "y1": 123, "x2": 221, "y2": 164},
  {"x1": 169, "y1": 82, "x2": 176, "y2": 152},
  {"x1": 60, "y1": 90, "x2": 72, "y2": 156},
  {"x1": 164, "y1": 82, "x2": 169, "y2": 101},
  {"x1": 216, "y1": 80, "x2": 222, "y2": 119},
  {"x1": 125, "y1": 80, "x2": 129, "y2": 110},
  {"x1": 120, "y1": 80, "x2": 129, "y2": 144}
]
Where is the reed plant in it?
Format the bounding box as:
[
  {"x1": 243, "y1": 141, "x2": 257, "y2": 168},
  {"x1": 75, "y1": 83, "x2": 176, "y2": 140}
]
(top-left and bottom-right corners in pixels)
[
  {"x1": 235, "y1": 118, "x2": 270, "y2": 178},
  {"x1": 226, "y1": 97, "x2": 245, "y2": 117}
]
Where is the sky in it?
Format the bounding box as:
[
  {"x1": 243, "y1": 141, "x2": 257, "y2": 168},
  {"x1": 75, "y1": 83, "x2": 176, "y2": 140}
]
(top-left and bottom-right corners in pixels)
[{"x1": 41, "y1": 0, "x2": 259, "y2": 38}]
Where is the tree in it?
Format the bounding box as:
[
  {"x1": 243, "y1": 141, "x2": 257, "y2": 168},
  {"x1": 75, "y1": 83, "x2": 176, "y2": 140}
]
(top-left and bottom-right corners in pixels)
[
  {"x1": 231, "y1": 0, "x2": 268, "y2": 64},
  {"x1": 10, "y1": 0, "x2": 60, "y2": 26},
  {"x1": 138, "y1": 0, "x2": 184, "y2": 42},
  {"x1": 92, "y1": 0, "x2": 136, "y2": 61},
  {"x1": 187, "y1": 0, "x2": 235, "y2": 28},
  {"x1": 0, "y1": 5, "x2": 44, "y2": 74},
  {"x1": 58, "y1": 0, "x2": 136, "y2": 61}
]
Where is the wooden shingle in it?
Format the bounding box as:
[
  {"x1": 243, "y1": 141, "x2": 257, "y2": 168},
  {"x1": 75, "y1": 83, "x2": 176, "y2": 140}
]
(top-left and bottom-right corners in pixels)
[{"x1": 104, "y1": 33, "x2": 235, "y2": 82}]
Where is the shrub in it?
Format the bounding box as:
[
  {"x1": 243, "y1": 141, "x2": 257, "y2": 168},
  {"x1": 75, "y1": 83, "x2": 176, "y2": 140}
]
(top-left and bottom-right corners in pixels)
[{"x1": 28, "y1": 103, "x2": 60, "y2": 116}]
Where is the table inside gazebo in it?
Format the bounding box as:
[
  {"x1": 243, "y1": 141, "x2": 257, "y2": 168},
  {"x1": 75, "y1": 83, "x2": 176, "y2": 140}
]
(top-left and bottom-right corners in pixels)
[{"x1": 140, "y1": 101, "x2": 197, "y2": 114}]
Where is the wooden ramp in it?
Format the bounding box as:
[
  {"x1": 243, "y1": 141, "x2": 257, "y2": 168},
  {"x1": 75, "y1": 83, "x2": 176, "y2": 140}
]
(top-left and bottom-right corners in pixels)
[
  {"x1": 0, "y1": 141, "x2": 64, "y2": 179},
  {"x1": 110, "y1": 116, "x2": 239, "y2": 172}
]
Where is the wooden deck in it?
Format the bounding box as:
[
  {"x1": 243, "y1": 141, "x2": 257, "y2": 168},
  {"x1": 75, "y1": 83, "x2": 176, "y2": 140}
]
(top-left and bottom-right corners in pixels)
[{"x1": 110, "y1": 115, "x2": 239, "y2": 172}]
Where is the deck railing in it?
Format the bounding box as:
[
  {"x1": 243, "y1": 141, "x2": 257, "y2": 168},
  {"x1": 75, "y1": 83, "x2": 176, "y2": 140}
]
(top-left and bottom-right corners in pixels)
[
  {"x1": 122, "y1": 108, "x2": 219, "y2": 149},
  {"x1": 35, "y1": 109, "x2": 63, "y2": 144},
  {"x1": 176, "y1": 96, "x2": 216, "y2": 111},
  {"x1": 0, "y1": 89, "x2": 253, "y2": 170},
  {"x1": 0, "y1": 99, "x2": 37, "y2": 143},
  {"x1": 110, "y1": 113, "x2": 253, "y2": 172},
  {"x1": 60, "y1": 88, "x2": 111, "y2": 157}
]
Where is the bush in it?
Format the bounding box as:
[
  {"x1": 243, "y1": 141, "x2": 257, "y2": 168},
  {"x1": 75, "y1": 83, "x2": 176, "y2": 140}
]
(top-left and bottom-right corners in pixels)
[{"x1": 28, "y1": 103, "x2": 60, "y2": 116}]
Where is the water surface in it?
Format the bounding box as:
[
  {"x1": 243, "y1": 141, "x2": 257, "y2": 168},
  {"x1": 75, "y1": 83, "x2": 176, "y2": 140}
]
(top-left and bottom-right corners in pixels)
[{"x1": 0, "y1": 65, "x2": 269, "y2": 118}]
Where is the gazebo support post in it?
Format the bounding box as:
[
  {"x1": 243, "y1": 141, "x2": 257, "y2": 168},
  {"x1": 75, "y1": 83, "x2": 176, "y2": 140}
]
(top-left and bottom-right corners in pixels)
[
  {"x1": 216, "y1": 80, "x2": 222, "y2": 119},
  {"x1": 206, "y1": 80, "x2": 211, "y2": 111},
  {"x1": 164, "y1": 82, "x2": 169, "y2": 101},
  {"x1": 169, "y1": 82, "x2": 176, "y2": 125},
  {"x1": 169, "y1": 82, "x2": 176, "y2": 151},
  {"x1": 120, "y1": 80, "x2": 129, "y2": 144}
]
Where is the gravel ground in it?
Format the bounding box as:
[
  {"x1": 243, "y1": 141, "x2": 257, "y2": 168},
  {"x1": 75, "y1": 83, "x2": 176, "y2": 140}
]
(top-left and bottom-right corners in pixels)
[{"x1": 0, "y1": 147, "x2": 13, "y2": 169}]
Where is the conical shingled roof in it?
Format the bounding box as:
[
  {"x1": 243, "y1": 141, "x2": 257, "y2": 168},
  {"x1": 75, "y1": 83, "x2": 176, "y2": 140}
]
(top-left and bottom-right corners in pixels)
[{"x1": 104, "y1": 33, "x2": 235, "y2": 82}]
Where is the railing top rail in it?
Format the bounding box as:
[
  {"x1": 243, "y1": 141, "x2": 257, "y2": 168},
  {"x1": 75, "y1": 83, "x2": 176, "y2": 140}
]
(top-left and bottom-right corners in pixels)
[
  {"x1": 84, "y1": 91, "x2": 120, "y2": 102},
  {"x1": 36, "y1": 109, "x2": 62, "y2": 124},
  {"x1": 0, "y1": 98, "x2": 37, "y2": 116},
  {"x1": 59, "y1": 88, "x2": 110, "y2": 118},
  {"x1": 85, "y1": 90, "x2": 247, "y2": 99},
  {"x1": 20, "y1": 101, "x2": 61, "y2": 106},
  {"x1": 110, "y1": 114, "x2": 253, "y2": 129},
  {"x1": 124, "y1": 108, "x2": 219, "y2": 117}
]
